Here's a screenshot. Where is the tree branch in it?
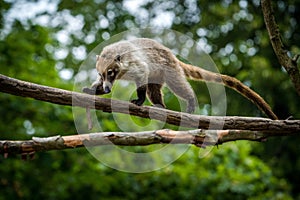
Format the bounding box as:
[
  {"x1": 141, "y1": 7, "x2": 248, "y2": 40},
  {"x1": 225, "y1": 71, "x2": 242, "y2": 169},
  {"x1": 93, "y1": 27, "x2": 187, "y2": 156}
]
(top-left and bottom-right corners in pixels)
[
  {"x1": 261, "y1": 0, "x2": 300, "y2": 96},
  {"x1": 0, "y1": 74, "x2": 300, "y2": 133},
  {"x1": 1, "y1": 128, "x2": 298, "y2": 155}
]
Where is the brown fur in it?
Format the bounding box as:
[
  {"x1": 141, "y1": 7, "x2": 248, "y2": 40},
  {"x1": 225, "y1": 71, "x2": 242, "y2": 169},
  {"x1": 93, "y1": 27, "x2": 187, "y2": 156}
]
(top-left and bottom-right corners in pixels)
[
  {"x1": 180, "y1": 61, "x2": 278, "y2": 119},
  {"x1": 91, "y1": 38, "x2": 278, "y2": 119}
]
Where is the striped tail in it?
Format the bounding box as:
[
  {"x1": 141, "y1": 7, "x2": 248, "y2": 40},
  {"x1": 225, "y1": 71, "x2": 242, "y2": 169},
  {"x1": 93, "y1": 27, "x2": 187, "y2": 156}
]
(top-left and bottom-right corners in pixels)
[{"x1": 180, "y1": 61, "x2": 278, "y2": 120}]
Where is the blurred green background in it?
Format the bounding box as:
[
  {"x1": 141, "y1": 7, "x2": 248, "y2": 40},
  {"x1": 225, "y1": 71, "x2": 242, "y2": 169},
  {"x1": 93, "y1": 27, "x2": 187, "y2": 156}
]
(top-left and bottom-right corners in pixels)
[{"x1": 0, "y1": 0, "x2": 300, "y2": 199}]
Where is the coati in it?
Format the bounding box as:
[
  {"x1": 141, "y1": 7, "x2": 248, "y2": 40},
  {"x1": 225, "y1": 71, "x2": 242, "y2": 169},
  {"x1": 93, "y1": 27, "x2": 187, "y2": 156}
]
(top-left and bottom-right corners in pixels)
[{"x1": 83, "y1": 38, "x2": 278, "y2": 120}]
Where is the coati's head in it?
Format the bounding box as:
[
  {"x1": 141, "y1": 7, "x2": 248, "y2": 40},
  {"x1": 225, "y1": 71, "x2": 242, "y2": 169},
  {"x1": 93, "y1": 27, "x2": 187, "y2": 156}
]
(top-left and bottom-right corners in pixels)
[{"x1": 94, "y1": 53, "x2": 122, "y2": 94}]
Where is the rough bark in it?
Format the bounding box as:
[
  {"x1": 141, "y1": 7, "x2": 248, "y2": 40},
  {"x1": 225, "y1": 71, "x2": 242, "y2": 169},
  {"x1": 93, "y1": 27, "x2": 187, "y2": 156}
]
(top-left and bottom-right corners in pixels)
[
  {"x1": 261, "y1": 0, "x2": 300, "y2": 95},
  {"x1": 0, "y1": 74, "x2": 300, "y2": 133},
  {"x1": 0, "y1": 129, "x2": 295, "y2": 155}
]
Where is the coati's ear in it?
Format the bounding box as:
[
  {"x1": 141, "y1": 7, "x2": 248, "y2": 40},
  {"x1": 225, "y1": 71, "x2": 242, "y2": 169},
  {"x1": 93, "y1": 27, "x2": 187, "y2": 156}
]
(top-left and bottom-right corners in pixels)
[
  {"x1": 115, "y1": 55, "x2": 121, "y2": 62},
  {"x1": 96, "y1": 55, "x2": 100, "y2": 61}
]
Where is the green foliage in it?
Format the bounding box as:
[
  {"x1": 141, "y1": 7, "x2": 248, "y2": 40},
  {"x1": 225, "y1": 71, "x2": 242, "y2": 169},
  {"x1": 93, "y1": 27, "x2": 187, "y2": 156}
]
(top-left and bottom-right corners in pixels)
[
  {"x1": 0, "y1": 143, "x2": 292, "y2": 199},
  {"x1": 0, "y1": 0, "x2": 299, "y2": 199}
]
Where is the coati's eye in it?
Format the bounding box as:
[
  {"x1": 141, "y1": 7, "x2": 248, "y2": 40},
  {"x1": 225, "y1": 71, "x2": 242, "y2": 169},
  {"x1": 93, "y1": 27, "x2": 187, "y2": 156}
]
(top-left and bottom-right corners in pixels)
[{"x1": 107, "y1": 69, "x2": 114, "y2": 77}]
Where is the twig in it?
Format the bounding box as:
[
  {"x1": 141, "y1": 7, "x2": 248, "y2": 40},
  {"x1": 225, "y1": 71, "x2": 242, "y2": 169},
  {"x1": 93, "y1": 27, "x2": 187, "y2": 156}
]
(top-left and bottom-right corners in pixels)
[{"x1": 261, "y1": 0, "x2": 300, "y2": 95}]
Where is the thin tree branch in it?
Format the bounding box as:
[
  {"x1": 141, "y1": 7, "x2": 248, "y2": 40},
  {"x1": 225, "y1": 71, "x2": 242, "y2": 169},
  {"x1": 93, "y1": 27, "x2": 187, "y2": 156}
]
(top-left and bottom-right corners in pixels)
[
  {"x1": 1, "y1": 129, "x2": 297, "y2": 155},
  {"x1": 261, "y1": 0, "x2": 300, "y2": 96},
  {"x1": 0, "y1": 74, "x2": 300, "y2": 133}
]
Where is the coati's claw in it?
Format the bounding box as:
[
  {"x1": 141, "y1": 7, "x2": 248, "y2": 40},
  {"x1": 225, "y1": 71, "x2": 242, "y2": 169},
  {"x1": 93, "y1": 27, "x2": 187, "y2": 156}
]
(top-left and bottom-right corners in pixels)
[
  {"x1": 131, "y1": 99, "x2": 144, "y2": 106},
  {"x1": 186, "y1": 107, "x2": 195, "y2": 113},
  {"x1": 186, "y1": 98, "x2": 196, "y2": 113}
]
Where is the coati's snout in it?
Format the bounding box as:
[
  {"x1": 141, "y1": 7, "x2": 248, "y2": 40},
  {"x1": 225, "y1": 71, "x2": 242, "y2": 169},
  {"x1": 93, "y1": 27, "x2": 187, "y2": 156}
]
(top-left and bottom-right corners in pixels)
[
  {"x1": 103, "y1": 80, "x2": 112, "y2": 94},
  {"x1": 84, "y1": 69, "x2": 117, "y2": 95},
  {"x1": 104, "y1": 85, "x2": 111, "y2": 94},
  {"x1": 101, "y1": 67, "x2": 120, "y2": 94}
]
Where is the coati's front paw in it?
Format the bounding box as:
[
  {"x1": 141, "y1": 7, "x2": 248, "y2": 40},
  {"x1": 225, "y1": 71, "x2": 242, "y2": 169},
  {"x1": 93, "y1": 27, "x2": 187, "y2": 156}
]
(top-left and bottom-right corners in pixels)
[
  {"x1": 131, "y1": 99, "x2": 144, "y2": 106},
  {"x1": 82, "y1": 87, "x2": 96, "y2": 95},
  {"x1": 82, "y1": 86, "x2": 105, "y2": 95},
  {"x1": 186, "y1": 98, "x2": 196, "y2": 113}
]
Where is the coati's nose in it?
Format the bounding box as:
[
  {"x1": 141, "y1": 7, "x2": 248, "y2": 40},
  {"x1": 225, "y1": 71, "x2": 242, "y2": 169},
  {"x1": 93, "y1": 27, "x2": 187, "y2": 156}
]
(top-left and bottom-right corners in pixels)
[{"x1": 104, "y1": 86, "x2": 111, "y2": 94}]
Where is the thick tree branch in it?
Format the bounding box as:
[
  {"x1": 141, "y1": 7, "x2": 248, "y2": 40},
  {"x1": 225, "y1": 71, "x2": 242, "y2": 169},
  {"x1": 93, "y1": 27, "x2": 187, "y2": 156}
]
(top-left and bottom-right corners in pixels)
[
  {"x1": 261, "y1": 0, "x2": 300, "y2": 95},
  {"x1": 0, "y1": 74, "x2": 300, "y2": 133},
  {"x1": 0, "y1": 129, "x2": 297, "y2": 155}
]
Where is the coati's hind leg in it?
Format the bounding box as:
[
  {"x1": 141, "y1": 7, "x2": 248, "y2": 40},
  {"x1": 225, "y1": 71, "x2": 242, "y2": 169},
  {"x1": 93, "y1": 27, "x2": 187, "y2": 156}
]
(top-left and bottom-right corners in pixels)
[
  {"x1": 147, "y1": 84, "x2": 165, "y2": 108},
  {"x1": 165, "y1": 70, "x2": 196, "y2": 113}
]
